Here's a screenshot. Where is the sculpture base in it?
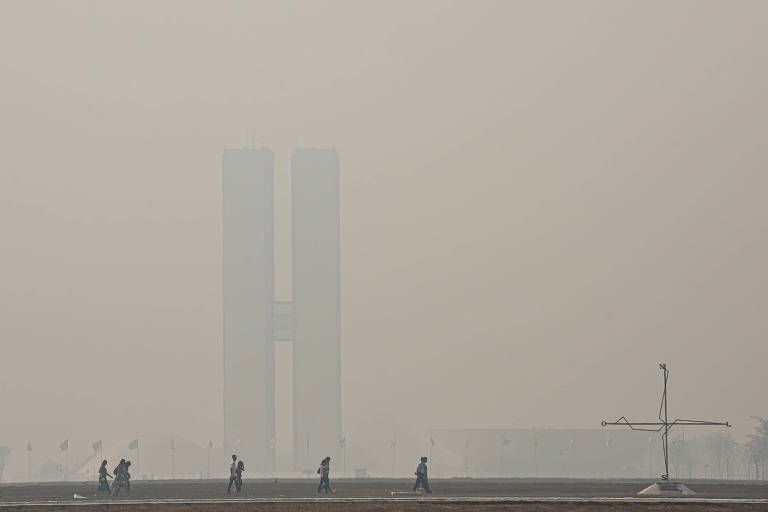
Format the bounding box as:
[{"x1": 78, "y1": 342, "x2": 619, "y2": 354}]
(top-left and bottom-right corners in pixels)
[{"x1": 637, "y1": 482, "x2": 696, "y2": 495}]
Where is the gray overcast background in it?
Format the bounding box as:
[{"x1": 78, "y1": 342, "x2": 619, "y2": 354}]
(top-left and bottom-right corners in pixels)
[{"x1": 1, "y1": 0, "x2": 767, "y2": 464}]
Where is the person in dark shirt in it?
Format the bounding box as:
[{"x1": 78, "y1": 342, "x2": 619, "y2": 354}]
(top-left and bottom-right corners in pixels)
[
  {"x1": 234, "y1": 460, "x2": 245, "y2": 493},
  {"x1": 112, "y1": 460, "x2": 130, "y2": 496},
  {"x1": 96, "y1": 460, "x2": 112, "y2": 495},
  {"x1": 111, "y1": 459, "x2": 126, "y2": 495},
  {"x1": 317, "y1": 456, "x2": 332, "y2": 494},
  {"x1": 413, "y1": 456, "x2": 432, "y2": 493}
]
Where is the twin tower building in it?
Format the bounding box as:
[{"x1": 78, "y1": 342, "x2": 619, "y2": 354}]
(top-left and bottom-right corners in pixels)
[{"x1": 222, "y1": 147, "x2": 341, "y2": 472}]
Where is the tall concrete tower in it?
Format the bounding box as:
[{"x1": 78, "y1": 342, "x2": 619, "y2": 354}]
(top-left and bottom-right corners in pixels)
[
  {"x1": 222, "y1": 147, "x2": 341, "y2": 473},
  {"x1": 222, "y1": 148, "x2": 275, "y2": 472},
  {"x1": 291, "y1": 148, "x2": 342, "y2": 470}
]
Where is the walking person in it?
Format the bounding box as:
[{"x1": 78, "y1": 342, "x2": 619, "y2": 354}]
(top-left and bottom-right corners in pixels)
[
  {"x1": 226, "y1": 455, "x2": 238, "y2": 494},
  {"x1": 317, "y1": 456, "x2": 333, "y2": 494},
  {"x1": 111, "y1": 459, "x2": 126, "y2": 495},
  {"x1": 234, "y1": 460, "x2": 245, "y2": 493},
  {"x1": 113, "y1": 459, "x2": 126, "y2": 479},
  {"x1": 112, "y1": 460, "x2": 130, "y2": 496},
  {"x1": 96, "y1": 460, "x2": 112, "y2": 495},
  {"x1": 413, "y1": 456, "x2": 432, "y2": 493},
  {"x1": 124, "y1": 461, "x2": 132, "y2": 494}
]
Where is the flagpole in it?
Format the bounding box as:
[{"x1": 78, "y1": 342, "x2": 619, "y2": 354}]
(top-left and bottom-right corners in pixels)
[
  {"x1": 464, "y1": 440, "x2": 469, "y2": 478},
  {"x1": 27, "y1": 443, "x2": 31, "y2": 483},
  {"x1": 170, "y1": 439, "x2": 175, "y2": 480},
  {"x1": 499, "y1": 443, "x2": 503, "y2": 477},
  {"x1": 66, "y1": 445, "x2": 70, "y2": 481},
  {"x1": 391, "y1": 438, "x2": 396, "y2": 477}
]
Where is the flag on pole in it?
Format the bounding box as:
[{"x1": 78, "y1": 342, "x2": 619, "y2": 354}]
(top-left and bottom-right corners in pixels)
[
  {"x1": 390, "y1": 438, "x2": 397, "y2": 449},
  {"x1": 206, "y1": 440, "x2": 213, "y2": 449},
  {"x1": 27, "y1": 441, "x2": 32, "y2": 452},
  {"x1": 338, "y1": 437, "x2": 346, "y2": 448},
  {"x1": 429, "y1": 436, "x2": 436, "y2": 447},
  {"x1": 93, "y1": 440, "x2": 102, "y2": 452},
  {"x1": 269, "y1": 438, "x2": 276, "y2": 449},
  {"x1": 59, "y1": 440, "x2": 68, "y2": 451},
  {"x1": 501, "y1": 436, "x2": 511, "y2": 446},
  {"x1": 170, "y1": 439, "x2": 175, "y2": 450},
  {"x1": 128, "y1": 439, "x2": 139, "y2": 450}
]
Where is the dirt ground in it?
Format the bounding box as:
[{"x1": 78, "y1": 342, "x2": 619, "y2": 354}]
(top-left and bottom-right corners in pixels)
[{"x1": 2, "y1": 478, "x2": 768, "y2": 511}]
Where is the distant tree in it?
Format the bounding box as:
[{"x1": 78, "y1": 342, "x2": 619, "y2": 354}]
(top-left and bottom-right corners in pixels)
[
  {"x1": 705, "y1": 432, "x2": 737, "y2": 479},
  {"x1": 669, "y1": 435, "x2": 698, "y2": 479},
  {"x1": 746, "y1": 417, "x2": 768, "y2": 480},
  {"x1": 735, "y1": 443, "x2": 751, "y2": 480},
  {"x1": 0, "y1": 446, "x2": 11, "y2": 482}
]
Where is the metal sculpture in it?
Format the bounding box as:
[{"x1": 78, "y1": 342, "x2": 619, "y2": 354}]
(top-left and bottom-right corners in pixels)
[{"x1": 602, "y1": 363, "x2": 730, "y2": 481}]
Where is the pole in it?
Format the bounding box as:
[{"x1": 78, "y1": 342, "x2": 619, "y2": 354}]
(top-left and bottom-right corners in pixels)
[
  {"x1": 66, "y1": 446, "x2": 70, "y2": 481},
  {"x1": 137, "y1": 446, "x2": 141, "y2": 481},
  {"x1": 661, "y1": 363, "x2": 670, "y2": 480},
  {"x1": 28, "y1": 446, "x2": 31, "y2": 483},
  {"x1": 464, "y1": 441, "x2": 469, "y2": 478},
  {"x1": 207, "y1": 446, "x2": 211, "y2": 479},
  {"x1": 391, "y1": 437, "x2": 396, "y2": 477}
]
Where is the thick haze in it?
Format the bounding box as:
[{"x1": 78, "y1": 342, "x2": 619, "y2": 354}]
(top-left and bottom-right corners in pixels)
[{"x1": 1, "y1": 0, "x2": 767, "y2": 472}]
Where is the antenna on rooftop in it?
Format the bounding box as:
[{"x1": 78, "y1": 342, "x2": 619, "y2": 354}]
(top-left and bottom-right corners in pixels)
[{"x1": 602, "y1": 363, "x2": 730, "y2": 494}]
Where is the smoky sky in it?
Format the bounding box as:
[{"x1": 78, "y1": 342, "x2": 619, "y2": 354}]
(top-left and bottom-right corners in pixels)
[{"x1": 1, "y1": 0, "x2": 767, "y2": 466}]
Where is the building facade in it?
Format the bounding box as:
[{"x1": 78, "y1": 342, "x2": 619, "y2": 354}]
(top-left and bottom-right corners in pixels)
[
  {"x1": 291, "y1": 148, "x2": 342, "y2": 470},
  {"x1": 222, "y1": 148, "x2": 275, "y2": 472},
  {"x1": 222, "y1": 147, "x2": 341, "y2": 473}
]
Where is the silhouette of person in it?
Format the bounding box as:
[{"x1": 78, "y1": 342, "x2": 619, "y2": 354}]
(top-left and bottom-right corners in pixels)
[
  {"x1": 413, "y1": 456, "x2": 431, "y2": 493},
  {"x1": 226, "y1": 454, "x2": 238, "y2": 494},
  {"x1": 235, "y1": 460, "x2": 245, "y2": 493},
  {"x1": 96, "y1": 460, "x2": 112, "y2": 495},
  {"x1": 317, "y1": 456, "x2": 332, "y2": 494}
]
